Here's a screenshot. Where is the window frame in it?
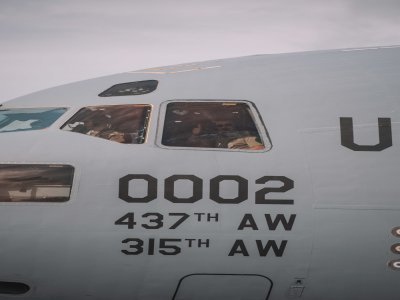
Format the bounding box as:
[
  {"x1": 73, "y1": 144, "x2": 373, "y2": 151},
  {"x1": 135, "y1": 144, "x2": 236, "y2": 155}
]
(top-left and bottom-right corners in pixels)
[
  {"x1": 60, "y1": 104, "x2": 153, "y2": 144},
  {"x1": 156, "y1": 99, "x2": 272, "y2": 152},
  {"x1": 0, "y1": 163, "x2": 77, "y2": 205}
]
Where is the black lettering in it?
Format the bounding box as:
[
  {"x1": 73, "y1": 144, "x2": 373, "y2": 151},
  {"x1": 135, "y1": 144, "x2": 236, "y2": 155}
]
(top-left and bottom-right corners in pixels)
[
  {"x1": 256, "y1": 240, "x2": 287, "y2": 257},
  {"x1": 265, "y1": 214, "x2": 296, "y2": 231},
  {"x1": 185, "y1": 239, "x2": 196, "y2": 247},
  {"x1": 255, "y1": 176, "x2": 294, "y2": 205},
  {"x1": 148, "y1": 238, "x2": 155, "y2": 255},
  {"x1": 194, "y1": 213, "x2": 205, "y2": 221},
  {"x1": 198, "y1": 239, "x2": 210, "y2": 248},
  {"x1": 340, "y1": 117, "x2": 392, "y2": 151},
  {"x1": 210, "y1": 175, "x2": 248, "y2": 204},
  {"x1": 228, "y1": 240, "x2": 249, "y2": 256},
  {"x1": 119, "y1": 174, "x2": 157, "y2": 203},
  {"x1": 169, "y1": 213, "x2": 190, "y2": 229},
  {"x1": 142, "y1": 213, "x2": 163, "y2": 229},
  {"x1": 238, "y1": 214, "x2": 259, "y2": 230},
  {"x1": 165, "y1": 175, "x2": 203, "y2": 203},
  {"x1": 207, "y1": 213, "x2": 219, "y2": 222},
  {"x1": 121, "y1": 238, "x2": 144, "y2": 255},
  {"x1": 159, "y1": 239, "x2": 181, "y2": 255},
  {"x1": 115, "y1": 212, "x2": 136, "y2": 229}
]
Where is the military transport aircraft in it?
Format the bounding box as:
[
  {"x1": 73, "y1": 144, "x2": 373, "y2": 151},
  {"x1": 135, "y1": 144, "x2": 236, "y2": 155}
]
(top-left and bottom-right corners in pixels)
[{"x1": 0, "y1": 46, "x2": 399, "y2": 300}]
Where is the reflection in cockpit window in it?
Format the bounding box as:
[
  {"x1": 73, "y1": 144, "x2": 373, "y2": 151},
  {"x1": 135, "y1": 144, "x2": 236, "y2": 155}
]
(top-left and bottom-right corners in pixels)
[
  {"x1": 162, "y1": 102, "x2": 265, "y2": 150},
  {"x1": 61, "y1": 105, "x2": 151, "y2": 144},
  {"x1": 0, "y1": 108, "x2": 67, "y2": 133},
  {"x1": 0, "y1": 164, "x2": 74, "y2": 202}
]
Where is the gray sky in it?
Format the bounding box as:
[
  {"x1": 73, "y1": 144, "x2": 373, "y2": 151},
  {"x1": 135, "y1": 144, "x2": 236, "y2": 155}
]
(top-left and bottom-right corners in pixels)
[{"x1": 1, "y1": 0, "x2": 400, "y2": 101}]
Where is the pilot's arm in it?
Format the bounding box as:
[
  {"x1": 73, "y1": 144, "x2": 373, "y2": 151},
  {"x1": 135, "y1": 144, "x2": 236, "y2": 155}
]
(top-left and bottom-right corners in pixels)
[{"x1": 227, "y1": 136, "x2": 264, "y2": 150}]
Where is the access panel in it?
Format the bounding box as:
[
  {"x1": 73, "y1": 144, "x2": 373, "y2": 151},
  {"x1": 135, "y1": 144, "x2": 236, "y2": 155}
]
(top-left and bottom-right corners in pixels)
[{"x1": 173, "y1": 274, "x2": 272, "y2": 300}]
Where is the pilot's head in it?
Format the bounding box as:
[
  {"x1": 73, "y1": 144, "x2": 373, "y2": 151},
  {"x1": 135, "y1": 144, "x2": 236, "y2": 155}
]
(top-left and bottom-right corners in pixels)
[{"x1": 214, "y1": 120, "x2": 234, "y2": 133}]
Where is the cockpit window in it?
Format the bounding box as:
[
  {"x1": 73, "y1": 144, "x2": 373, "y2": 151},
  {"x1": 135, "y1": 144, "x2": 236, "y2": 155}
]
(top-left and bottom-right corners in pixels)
[
  {"x1": 0, "y1": 164, "x2": 74, "y2": 203},
  {"x1": 161, "y1": 101, "x2": 269, "y2": 151},
  {"x1": 98, "y1": 80, "x2": 158, "y2": 97},
  {"x1": 61, "y1": 104, "x2": 151, "y2": 144},
  {"x1": 0, "y1": 108, "x2": 66, "y2": 133}
]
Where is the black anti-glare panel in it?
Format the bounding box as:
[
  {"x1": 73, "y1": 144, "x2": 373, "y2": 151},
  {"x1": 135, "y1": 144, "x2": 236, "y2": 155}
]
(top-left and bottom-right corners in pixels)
[{"x1": 98, "y1": 80, "x2": 158, "y2": 97}]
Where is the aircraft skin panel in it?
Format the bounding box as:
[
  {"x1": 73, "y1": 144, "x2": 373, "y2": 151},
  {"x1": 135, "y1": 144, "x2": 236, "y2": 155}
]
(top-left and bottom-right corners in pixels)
[
  {"x1": 302, "y1": 123, "x2": 400, "y2": 209},
  {"x1": 306, "y1": 209, "x2": 400, "y2": 300},
  {"x1": 0, "y1": 46, "x2": 399, "y2": 299}
]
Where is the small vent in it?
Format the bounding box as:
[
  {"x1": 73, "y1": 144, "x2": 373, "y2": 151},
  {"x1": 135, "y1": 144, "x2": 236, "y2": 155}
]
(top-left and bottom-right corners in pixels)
[
  {"x1": 99, "y1": 80, "x2": 158, "y2": 97},
  {"x1": 388, "y1": 260, "x2": 400, "y2": 271},
  {"x1": 391, "y1": 244, "x2": 400, "y2": 254},
  {"x1": 391, "y1": 226, "x2": 400, "y2": 237},
  {"x1": 0, "y1": 281, "x2": 30, "y2": 295}
]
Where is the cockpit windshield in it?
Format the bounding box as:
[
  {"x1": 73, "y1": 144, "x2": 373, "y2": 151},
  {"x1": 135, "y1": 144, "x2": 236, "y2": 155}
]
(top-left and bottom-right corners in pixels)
[
  {"x1": 0, "y1": 108, "x2": 67, "y2": 133},
  {"x1": 61, "y1": 104, "x2": 151, "y2": 144},
  {"x1": 161, "y1": 101, "x2": 267, "y2": 150}
]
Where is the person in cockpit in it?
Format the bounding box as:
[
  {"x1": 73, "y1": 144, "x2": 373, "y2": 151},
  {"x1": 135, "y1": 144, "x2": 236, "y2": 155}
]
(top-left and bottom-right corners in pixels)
[
  {"x1": 188, "y1": 119, "x2": 264, "y2": 150},
  {"x1": 213, "y1": 119, "x2": 264, "y2": 150}
]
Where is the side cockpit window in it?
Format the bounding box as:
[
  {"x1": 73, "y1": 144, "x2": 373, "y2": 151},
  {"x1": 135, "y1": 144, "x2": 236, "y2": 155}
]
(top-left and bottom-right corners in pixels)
[
  {"x1": 0, "y1": 108, "x2": 66, "y2": 133},
  {"x1": 0, "y1": 164, "x2": 74, "y2": 203},
  {"x1": 61, "y1": 104, "x2": 151, "y2": 144},
  {"x1": 161, "y1": 101, "x2": 270, "y2": 151}
]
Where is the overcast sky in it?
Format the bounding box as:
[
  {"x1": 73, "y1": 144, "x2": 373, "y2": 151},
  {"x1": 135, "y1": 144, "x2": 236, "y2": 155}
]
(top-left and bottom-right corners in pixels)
[{"x1": 1, "y1": 0, "x2": 400, "y2": 101}]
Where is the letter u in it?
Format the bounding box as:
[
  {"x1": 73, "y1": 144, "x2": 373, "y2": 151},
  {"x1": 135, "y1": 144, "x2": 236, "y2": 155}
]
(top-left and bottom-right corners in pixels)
[{"x1": 340, "y1": 117, "x2": 392, "y2": 151}]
